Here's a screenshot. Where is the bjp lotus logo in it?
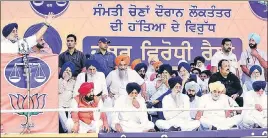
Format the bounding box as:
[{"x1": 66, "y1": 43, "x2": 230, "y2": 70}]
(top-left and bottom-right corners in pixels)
[{"x1": 9, "y1": 93, "x2": 47, "y2": 127}]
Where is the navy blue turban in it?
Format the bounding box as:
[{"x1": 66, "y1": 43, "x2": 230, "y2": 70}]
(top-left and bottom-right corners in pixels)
[
  {"x1": 249, "y1": 65, "x2": 262, "y2": 76},
  {"x1": 2, "y1": 23, "x2": 18, "y2": 37},
  {"x1": 134, "y1": 63, "x2": 148, "y2": 72},
  {"x1": 59, "y1": 61, "x2": 75, "y2": 78},
  {"x1": 24, "y1": 23, "x2": 62, "y2": 54},
  {"x1": 178, "y1": 62, "x2": 191, "y2": 73},
  {"x1": 168, "y1": 77, "x2": 183, "y2": 89},
  {"x1": 253, "y1": 81, "x2": 266, "y2": 91},
  {"x1": 85, "y1": 59, "x2": 103, "y2": 71},
  {"x1": 126, "y1": 82, "x2": 141, "y2": 94},
  {"x1": 158, "y1": 64, "x2": 172, "y2": 75}
]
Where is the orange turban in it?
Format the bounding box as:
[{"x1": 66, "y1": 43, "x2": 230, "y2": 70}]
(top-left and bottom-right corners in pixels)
[
  {"x1": 115, "y1": 55, "x2": 130, "y2": 66},
  {"x1": 153, "y1": 61, "x2": 163, "y2": 70},
  {"x1": 131, "y1": 58, "x2": 141, "y2": 69}
]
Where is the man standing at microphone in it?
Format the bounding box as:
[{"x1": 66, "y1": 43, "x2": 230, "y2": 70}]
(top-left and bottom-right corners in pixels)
[{"x1": 1, "y1": 13, "x2": 54, "y2": 53}]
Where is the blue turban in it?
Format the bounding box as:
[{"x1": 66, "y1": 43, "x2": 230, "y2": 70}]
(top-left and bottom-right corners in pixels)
[
  {"x1": 59, "y1": 61, "x2": 75, "y2": 78},
  {"x1": 249, "y1": 65, "x2": 262, "y2": 75},
  {"x1": 126, "y1": 82, "x2": 141, "y2": 94},
  {"x1": 178, "y1": 62, "x2": 191, "y2": 73},
  {"x1": 168, "y1": 77, "x2": 183, "y2": 89},
  {"x1": 85, "y1": 59, "x2": 102, "y2": 71},
  {"x1": 24, "y1": 23, "x2": 62, "y2": 54},
  {"x1": 248, "y1": 33, "x2": 261, "y2": 44},
  {"x1": 2, "y1": 23, "x2": 18, "y2": 37},
  {"x1": 158, "y1": 64, "x2": 172, "y2": 75},
  {"x1": 252, "y1": 81, "x2": 266, "y2": 91},
  {"x1": 134, "y1": 63, "x2": 148, "y2": 72}
]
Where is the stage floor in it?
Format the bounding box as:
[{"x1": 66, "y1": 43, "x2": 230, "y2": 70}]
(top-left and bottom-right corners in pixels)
[{"x1": 1, "y1": 128, "x2": 267, "y2": 137}]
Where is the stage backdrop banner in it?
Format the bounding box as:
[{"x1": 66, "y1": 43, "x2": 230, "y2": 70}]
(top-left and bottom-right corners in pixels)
[
  {"x1": 1, "y1": 54, "x2": 59, "y2": 134},
  {"x1": 1, "y1": 1, "x2": 267, "y2": 61},
  {"x1": 83, "y1": 36, "x2": 242, "y2": 65}
]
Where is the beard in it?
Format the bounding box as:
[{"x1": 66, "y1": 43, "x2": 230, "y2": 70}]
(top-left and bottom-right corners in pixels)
[
  {"x1": 211, "y1": 94, "x2": 220, "y2": 101},
  {"x1": 249, "y1": 43, "x2": 257, "y2": 49},
  {"x1": 36, "y1": 43, "x2": 44, "y2": 49},
  {"x1": 140, "y1": 74, "x2": 145, "y2": 79},
  {"x1": 118, "y1": 69, "x2": 128, "y2": 80},
  {"x1": 171, "y1": 90, "x2": 183, "y2": 107},
  {"x1": 87, "y1": 72, "x2": 96, "y2": 81},
  {"x1": 187, "y1": 94, "x2": 196, "y2": 102}
]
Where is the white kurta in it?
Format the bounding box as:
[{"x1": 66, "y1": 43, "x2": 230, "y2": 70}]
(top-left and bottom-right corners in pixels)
[
  {"x1": 240, "y1": 49, "x2": 267, "y2": 83},
  {"x1": 58, "y1": 78, "x2": 76, "y2": 108},
  {"x1": 1, "y1": 35, "x2": 37, "y2": 53},
  {"x1": 73, "y1": 72, "x2": 108, "y2": 97},
  {"x1": 106, "y1": 69, "x2": 144, "y2": 100},
  {"x1": 241, "y1": 90, "x2": 267, "y2": 128},
  {"x1": 190, "y1": 96, "x2": 200, "y2": 119},
  {"x1": 155, "y1": 93, "x2": 200, "y2": 131},
  {"x1": 111, "y1": 95, "x2": 154, "y2": 132},
  {"x1": 199, "y1": 94, "x2": 241, "y2": 130}
]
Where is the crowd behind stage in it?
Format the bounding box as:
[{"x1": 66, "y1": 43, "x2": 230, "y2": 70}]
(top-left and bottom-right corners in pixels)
[{"x1": 1, "y1": 14, "x2": 267, "y2": 133}]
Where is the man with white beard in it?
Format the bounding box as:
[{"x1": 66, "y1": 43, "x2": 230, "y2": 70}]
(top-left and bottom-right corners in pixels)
[
  {"x1": 73, "y1": 60, "x2": 108, "y2": 99},
  {"x1": 196, "y1": 82, "x2": 242, "y2": 130},
  {"x1": 146, "y1": 55, "x2": 159, "y2": 80},
  {"x1": 155, "y1": 77, "x2": 200, "y2": 131},
  {"x1": 185, "y1": 81, "x2": 201, "y2": 119},
  {"x1": 243, "y1": 65, "x2": 266, "y2": 92},
  {"x1": 106, "y1": 55, "x2": 146, "y2": 105},
  {"x1": 241, "y1": 81, "x2": 267, "y2": 128},
  {"x1": 111, "y1": 82, "x2": 155, "y2": 132}
]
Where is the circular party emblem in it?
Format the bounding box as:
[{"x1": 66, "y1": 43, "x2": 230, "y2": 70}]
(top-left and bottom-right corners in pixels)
[
  {"x1": 249, "y1": 1, "x2": 268, "y2": 20},
  {"x1": 30, "y1": 1, "x2": 70, "y2": 18},
  {"x1": 4, "y1": 57, "x2": 51, "y2": 89}
]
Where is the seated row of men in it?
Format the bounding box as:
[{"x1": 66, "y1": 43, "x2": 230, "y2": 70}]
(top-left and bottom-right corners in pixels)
[
  {"x1": 58, "y1": 54, "x2": 267, "y2": 133},
  {"x1": 63, "y1": 80, "x2": 267, "y2": 133}
]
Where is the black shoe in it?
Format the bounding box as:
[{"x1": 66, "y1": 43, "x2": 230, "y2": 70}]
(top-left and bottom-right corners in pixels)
[
  {"x1": 168, "y1": 126, "x2": 178, "y2": 131},
  {"x1": 211, "y1": 125, "x2": 217, "y2": 130}
]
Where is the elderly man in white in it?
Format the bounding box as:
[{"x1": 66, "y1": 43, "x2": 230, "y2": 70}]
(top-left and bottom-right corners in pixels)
[
  {"x1": 73, "y1": 59, "x2": 108, "y2": 98},
  {"x1": 111, "y1": 82, "x2": 155, "y2": 132},
  {"x1": 1, "y1": 13, "x2": 54, "y2": 53},
  {"x1": 155, "y1": 77, "x2": 200, "y2": 131},
  {"x1": 106, "y1": 55, "x2": 146, "y2": 105},
  {"x1": 185, "y1": 81, "x2": 201, "y2": 119},
  {"x1": 241, "y1": 81, "x2": 267, "y2": 129},
  {"x1": 196, "y1": 81, "x2": 242, "y2": 130}
]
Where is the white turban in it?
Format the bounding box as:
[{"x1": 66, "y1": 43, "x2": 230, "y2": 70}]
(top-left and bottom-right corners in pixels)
[{"x1": 185, "y1": 81, "x2": 200, "y2": 93}]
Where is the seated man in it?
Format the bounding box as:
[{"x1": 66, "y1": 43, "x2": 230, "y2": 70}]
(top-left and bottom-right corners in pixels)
[
  {"x1": 196, "y1": 82, "x2": 242, "y2": 130},
  {"x1": 111, "y1": 82, "x2": 155, "y2": 132},
  {"x1": 155, "y1": 77, "x2": 200, "y2": 131},
  {"x1": 67, "y1": 82, "x2": 109, "y2": 133},
  {"x1": 185, "y1": 81, "x2": 201, "y2": 119},
  {"x1": 241, "y1": 81, "x2": 267, "y2": 128},
  {"x1": 146, "y1": 64, "x2": 171, "y2": 120}
]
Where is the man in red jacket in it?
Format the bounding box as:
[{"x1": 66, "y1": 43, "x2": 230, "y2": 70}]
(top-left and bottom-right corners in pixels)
[{"x1": 67, "y1": 82, "x2": 109, "y2": 133}]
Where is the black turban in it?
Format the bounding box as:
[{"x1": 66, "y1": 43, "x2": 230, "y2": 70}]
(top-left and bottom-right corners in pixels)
[
  {"x1": 126, "y1": 82, "x2": 141, "y2": 94},
  {"x1": 2, "y1": 23, "x2": 18, "y2": 37},
  {"x1": 252, "y1": 81, "x2": 267, "y2": 92},
  {"x1": 134, "y1": 63, "x2": 148, "y2": 72},
  {"x1": 158, "y1": 64, "x2": 172, "y2": 75},
  {"x1": 168, "y1": 77, "x2": 182, "y2": 89}
]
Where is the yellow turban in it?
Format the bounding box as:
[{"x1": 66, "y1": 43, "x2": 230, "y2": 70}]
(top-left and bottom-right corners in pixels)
[
  {"x1": 209, "y1": 81, "x2": 223, "y2": 92},
  {"x1": 131, "y1": 58, "x2": 141, "y2": 69},
  {"x1": 115, "y1": 55, "x2": 130, "y2": 66}
]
